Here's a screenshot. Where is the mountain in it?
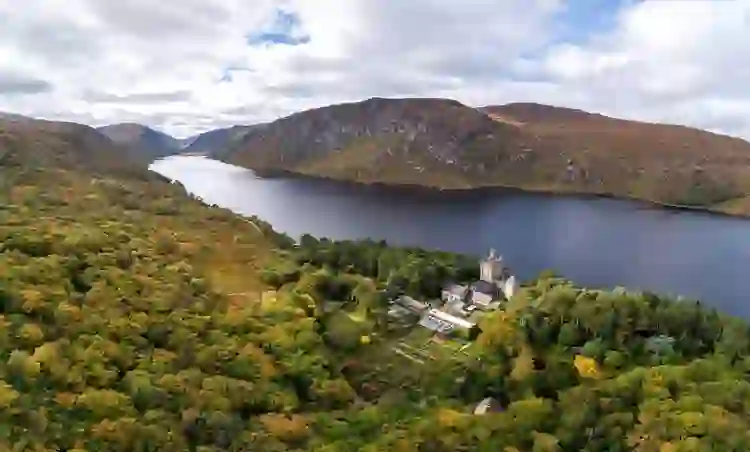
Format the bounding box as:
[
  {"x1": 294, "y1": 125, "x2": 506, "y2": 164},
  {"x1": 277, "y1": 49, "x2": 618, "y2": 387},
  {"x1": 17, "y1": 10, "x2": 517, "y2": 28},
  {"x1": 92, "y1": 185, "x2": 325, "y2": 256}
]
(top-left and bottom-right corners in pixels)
[
  {"x1": 0, "y1": 115, "x2": 145, "y2": 174},
  {"x1": 223, "y1": 97, "x2": 750, "y2": 214},
  {"x1": 97, "y1": 123, "x2": 181, "y2": 159},
  {"x1": 225, "y1": 97, "x2": 531, "y2": 188},
  {"x1": 0, "y1": 112, "x2": 33, "y2": 121},
  {"x1": 183, "y1": 124, "x2": 266, "y2": 157},
  {"x1": 481, "y1": 103, "x2": 750, "y2": 209},
  {"x1": 178, "y1": 135, "x2": 199, "y2": 149}
]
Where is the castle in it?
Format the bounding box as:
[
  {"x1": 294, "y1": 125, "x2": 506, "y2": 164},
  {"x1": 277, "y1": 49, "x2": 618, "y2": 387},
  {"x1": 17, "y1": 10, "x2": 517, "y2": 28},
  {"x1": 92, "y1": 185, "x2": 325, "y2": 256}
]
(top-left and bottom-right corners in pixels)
[
  {"x1": 390, "y1": 249, "x2": 519, "y2": 335},
  {"x1": 441, "y1": 249, "x2": 518, "y2": 312},
  {"x1": 479, "y1": 248, "x2": 517, "y2": 301}
]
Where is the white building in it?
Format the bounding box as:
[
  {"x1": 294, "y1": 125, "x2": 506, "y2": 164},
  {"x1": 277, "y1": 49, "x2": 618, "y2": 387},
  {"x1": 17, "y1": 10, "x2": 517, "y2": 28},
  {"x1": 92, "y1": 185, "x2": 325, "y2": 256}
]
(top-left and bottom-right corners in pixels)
[
  {"x1": 418, "y1": 308, "x2": 476, "y2": 333},
  {"x1": 440, "y1": 249, "x2": 519, "y2": 309},
  {"x1": 479, "y1": 248, "x2": 506, "y2": 282}
]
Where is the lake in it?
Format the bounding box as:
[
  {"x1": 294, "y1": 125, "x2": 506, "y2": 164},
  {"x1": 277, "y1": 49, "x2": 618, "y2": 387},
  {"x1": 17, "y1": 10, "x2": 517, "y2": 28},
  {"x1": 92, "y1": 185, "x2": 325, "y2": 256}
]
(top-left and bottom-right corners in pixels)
[{"x1": 151, "y1": 155, "x2": 750, "y2": 318}]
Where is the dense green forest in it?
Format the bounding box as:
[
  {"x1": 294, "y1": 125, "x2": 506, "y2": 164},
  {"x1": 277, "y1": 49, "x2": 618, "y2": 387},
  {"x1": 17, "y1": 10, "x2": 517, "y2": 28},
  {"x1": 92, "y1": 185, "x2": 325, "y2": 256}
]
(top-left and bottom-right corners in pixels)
[{"x1": 4, "y1": 136, "x2": 750, "y2": 451}]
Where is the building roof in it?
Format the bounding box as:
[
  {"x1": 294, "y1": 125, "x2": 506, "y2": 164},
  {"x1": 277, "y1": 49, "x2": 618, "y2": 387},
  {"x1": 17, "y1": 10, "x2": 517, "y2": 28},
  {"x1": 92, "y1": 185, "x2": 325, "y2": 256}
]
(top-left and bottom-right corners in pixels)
[
  {"x1": 474, "y1": 397, "x2": 502, "y2": 415},
  {"x1": 442, "y1": 284, "x2": 468, "y2": 296},
  {"x1": 470, "y1": 291, "x2": 494, "y2": 306},
  {"x1": 426, "y1": 309, "x2": 475, "y2": 329},
  {"x1": 471, "y1": 280, "x2": 497, "y2": 296},
  {"x1": 419, "y1": 315, "x2": 454, "y2": 333}
]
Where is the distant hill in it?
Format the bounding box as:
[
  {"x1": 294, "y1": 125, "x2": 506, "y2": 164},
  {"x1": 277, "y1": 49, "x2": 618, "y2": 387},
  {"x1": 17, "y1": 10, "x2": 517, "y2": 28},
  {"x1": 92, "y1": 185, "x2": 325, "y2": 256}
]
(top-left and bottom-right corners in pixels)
[
  {"x1": 183, "y1": 124, "x2": 266, "y2": 157},
  {"x1": 0, "y1": 116, "x2": 145, "y2": 174},
  {"x1": 0, "y1": 112, "x2": 34, "y2": 122},
  {"x1": 178, "y1": 135, "x2": 199, "y2": 150},
  {"x1": 223, "y1": 97, "x2": 750, "y2": 214},
  {"x1": 97, "y1": 123, "x2": 181, "y2": 159}
]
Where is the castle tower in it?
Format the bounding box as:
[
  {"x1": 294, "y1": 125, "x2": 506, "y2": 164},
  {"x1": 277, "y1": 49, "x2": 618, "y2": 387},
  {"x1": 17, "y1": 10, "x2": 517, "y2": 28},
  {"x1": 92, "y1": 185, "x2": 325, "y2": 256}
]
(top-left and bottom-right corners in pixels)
[
  {"x1": 479, "y1": 248, "x2": 506, "y2": 283},
  {"x1": 503, "y1": 275, "x2": 518, "y2": 299}
]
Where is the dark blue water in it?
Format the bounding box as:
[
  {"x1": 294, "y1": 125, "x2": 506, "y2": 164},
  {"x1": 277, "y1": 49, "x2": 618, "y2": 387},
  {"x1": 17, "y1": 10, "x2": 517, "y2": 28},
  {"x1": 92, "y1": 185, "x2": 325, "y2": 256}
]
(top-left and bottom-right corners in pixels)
[{"x1": 151, "y1": 156, "x2": 750, "y2": 318}]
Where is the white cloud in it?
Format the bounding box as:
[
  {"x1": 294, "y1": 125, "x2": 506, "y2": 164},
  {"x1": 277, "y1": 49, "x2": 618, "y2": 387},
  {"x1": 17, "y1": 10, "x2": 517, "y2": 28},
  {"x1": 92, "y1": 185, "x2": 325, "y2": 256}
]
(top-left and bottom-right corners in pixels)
[
  {"x1": 1, "y1": 0, "x2": 749, "y2": 140},
  {"x1": 532, "y1": 0, "x2": 750, "y2": 137}
]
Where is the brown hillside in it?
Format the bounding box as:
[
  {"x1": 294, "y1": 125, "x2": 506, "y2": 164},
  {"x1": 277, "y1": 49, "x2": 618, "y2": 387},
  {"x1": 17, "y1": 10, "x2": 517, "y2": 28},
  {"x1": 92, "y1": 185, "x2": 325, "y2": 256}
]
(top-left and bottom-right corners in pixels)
[
  {"x1": 226, "y1": 97, "x2": 537, "y2": 189},
  {"x1": 97, "y1": 122, "x2": 181, "y2": 159},
  {"x1": 225, "y1": 98, "x2": 750, "y2": 212},
  {"x1": 0, "y1": 116, "x2": 147, "y2": 175},
  {"x1": 481, "y1": 103, "x2": 608, "y2": 124},
  {"x1": 188, "y1": 123, "x2": 267, "y2": 158},
  {"x1": 484, "y1": 103, "x2": 750, "y2": 206}
]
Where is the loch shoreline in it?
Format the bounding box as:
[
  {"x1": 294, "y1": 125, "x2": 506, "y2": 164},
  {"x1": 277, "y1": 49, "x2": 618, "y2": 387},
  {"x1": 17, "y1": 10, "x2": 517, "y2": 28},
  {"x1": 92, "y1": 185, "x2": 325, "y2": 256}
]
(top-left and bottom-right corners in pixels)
[{"x1": 245, "y1": 165, "x2": 750, "y2": 221}]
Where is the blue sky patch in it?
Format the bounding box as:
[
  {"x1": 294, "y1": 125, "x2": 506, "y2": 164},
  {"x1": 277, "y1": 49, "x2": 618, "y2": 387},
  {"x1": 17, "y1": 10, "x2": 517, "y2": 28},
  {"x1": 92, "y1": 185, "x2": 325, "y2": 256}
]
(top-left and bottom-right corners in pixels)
[
  {"x1": 513, "y1": 0, "x2": 628, "y2": 65},
  {"x1": 246, "y1": 9, "x2": 310, "y2": 46},
  {"x1": 553, "y1": 0, "x2": 628, "y2": 45},
  {"x1": 219, "y1": 66, "x2": 254, "y2": 83}
]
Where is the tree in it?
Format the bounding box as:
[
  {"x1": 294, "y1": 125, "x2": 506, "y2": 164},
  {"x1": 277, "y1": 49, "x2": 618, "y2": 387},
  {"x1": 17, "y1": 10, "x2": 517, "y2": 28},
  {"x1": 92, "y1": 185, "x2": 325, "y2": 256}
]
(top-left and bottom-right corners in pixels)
[{"x1": 573, "y1": 355, "x2": 601, "y2": 380}]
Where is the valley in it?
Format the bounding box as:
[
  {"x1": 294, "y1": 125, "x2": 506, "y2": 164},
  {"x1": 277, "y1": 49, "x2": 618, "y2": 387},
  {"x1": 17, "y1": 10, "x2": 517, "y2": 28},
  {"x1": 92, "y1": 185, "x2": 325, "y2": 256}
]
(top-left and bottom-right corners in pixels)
[
  {"x1": 4, "y1": 99, "x2": 750, "y2": 450},
  {"x1": 5, "y1": 1, "x2": 750, "y2": 449}
]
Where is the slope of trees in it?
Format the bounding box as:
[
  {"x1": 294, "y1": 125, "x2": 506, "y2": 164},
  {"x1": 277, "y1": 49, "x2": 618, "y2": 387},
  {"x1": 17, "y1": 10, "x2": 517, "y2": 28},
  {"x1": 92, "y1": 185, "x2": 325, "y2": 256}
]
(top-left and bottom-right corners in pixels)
[
  {"x1": 263, "y1": 234, "x2": 478, "y2": 298},
  {"x1": 0, "y1": 162, "x2": 344, "y2": 451},
  {"x1": 3, "y1": 152, "x2": 750, "y2": 450},
  {"x1": 260, "y1": 236, "x2": 750, "y2": 451}
]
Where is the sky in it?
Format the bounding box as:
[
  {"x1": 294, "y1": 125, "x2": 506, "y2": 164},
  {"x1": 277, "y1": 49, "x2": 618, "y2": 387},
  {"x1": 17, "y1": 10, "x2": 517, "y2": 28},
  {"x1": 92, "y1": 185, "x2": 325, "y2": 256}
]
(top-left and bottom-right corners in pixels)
[{"x1": 1, "y1": 0, "x2": 750, "y2": 139}]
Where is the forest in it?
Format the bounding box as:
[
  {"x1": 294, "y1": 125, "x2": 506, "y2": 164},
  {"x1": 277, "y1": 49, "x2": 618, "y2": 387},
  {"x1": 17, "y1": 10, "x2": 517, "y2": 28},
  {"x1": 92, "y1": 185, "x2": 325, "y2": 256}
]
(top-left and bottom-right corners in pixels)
[{"x1": 3, "y1": 146, "x2": 750, "y2": 451}]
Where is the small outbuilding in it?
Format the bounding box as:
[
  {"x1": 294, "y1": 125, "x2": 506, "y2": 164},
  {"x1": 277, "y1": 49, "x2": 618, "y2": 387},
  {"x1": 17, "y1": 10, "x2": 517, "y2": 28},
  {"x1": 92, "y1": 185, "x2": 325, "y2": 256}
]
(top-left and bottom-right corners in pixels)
[
  {"x1": 473, "y1": 397, "x2": 502, "y2": 415},
  {"x1": 418, "y1": 309, "x2": 476, "y2": 334}
]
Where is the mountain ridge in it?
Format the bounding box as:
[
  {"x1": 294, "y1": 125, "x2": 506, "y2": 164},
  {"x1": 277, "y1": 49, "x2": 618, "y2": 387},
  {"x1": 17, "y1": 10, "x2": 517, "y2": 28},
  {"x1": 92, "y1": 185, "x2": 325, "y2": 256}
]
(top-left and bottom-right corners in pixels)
[
  {"x1": 97, "y1": 122, "x2": 182, "y2": 159},
  {"x1": 0, "y1": 115, "x2": 148, "y2": 174},
  {"x1": 221, "y1": 97, "x2": 750, "y2": 215},
  {"x1": 184, "y1": 123, "x2": 267, "y2": 157},
  {"x1": 7, "y1": 99, "x2": 750, "y2": 215}
]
